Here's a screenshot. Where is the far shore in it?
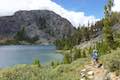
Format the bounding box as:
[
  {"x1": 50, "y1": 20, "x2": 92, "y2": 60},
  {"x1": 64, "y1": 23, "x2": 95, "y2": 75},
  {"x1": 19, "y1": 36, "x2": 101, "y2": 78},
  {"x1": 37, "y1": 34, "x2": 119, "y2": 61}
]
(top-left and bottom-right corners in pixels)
[
  {"x1": 0, "y1": 40, "x2": 54, "y2": 46},
  {"x1": 56, "y1": 50, "x2": 70, "y2": 54}
]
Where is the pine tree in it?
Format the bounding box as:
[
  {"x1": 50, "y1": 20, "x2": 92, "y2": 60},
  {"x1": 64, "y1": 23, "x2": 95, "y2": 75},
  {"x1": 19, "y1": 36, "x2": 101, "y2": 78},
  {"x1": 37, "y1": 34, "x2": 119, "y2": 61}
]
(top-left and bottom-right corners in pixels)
[
  {"x1": 74, "y1": 48, "x2": 81, "y2": 60},
  {"x1": 82, "y1": 50, "x2": 86, "y2": 58},
  {"x1": 15, "y1": 27, "x2": 26, "y2": 41},
  {"x1": 103, "y1": 0, "x2": 114, "y2": 49},
  {"x1": 64, "y1": 53, "x2": 71, "y2": 64}
]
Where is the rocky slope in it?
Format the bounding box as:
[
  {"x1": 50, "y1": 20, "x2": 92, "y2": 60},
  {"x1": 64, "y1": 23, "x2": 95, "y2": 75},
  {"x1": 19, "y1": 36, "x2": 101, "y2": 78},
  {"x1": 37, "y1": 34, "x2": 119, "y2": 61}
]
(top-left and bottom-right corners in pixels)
[
  {"x1": 0, "y1": 10, "x2": 75, "y2": 43},
  {"x1": 76, "y1": 23, "x2": 120, "y2": 49}
]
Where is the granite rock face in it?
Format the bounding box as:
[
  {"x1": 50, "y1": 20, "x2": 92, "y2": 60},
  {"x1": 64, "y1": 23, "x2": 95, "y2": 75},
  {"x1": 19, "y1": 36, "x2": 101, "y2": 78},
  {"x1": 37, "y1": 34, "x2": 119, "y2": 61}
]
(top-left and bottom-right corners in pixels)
[{"x1": 0, "y1": 10, "x2": 75, "y2": 43}]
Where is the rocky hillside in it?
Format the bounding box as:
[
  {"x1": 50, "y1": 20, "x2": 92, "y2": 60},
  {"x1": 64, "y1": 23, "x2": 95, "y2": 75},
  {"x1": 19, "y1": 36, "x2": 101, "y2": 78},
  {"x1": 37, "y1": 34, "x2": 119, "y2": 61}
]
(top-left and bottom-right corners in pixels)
[
  {"x1": 0, "y1": 10, "x2": 75, "y2": 43},
  {"x1": 76, "y1": 23, "x2": 120, "y2": 49}
]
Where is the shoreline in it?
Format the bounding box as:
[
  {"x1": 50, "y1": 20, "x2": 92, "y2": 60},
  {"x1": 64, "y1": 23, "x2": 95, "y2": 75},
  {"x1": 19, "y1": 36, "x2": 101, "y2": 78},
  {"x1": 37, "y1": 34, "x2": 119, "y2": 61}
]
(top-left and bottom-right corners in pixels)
[{"x1": 56, "y1": 50, "x2": 70, "y2": 54}]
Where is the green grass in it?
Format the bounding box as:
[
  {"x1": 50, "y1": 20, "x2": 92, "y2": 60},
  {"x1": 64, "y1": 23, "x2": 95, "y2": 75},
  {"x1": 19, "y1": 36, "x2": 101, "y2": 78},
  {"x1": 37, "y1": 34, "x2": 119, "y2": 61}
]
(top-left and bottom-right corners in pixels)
[
  {"x1": 100, "y1": 48, "x2": 120, "y2": 75},
  {"x1": 0, "y1": 58, "x2": 90, "y2": 80}
]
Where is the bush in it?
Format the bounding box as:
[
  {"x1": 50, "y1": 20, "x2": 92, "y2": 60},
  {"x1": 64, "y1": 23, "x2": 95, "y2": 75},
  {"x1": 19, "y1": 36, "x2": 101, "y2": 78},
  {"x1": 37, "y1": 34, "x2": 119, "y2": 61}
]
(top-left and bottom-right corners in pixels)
[
  {"x1": 101, "y1": 49, "x2": 120, "y2": 76},
  {"x1": 63, "y1": 53, "x2": 72, "y2": 64},
  {"x1": 51, "y1": 61, "x2": 61, "y2": 68},
  {"x1": 73, "y1": 48, "x2": 82, "y2": 60},
  {"x1": 108, "y1": 59, "x2": 120, "y2": 75},
  {"x1": 33, "y1": 59, "x2": 41, "y2": 67},
  {"x1": 96, "y1": 41, "x2": 110, "y2": 56}
]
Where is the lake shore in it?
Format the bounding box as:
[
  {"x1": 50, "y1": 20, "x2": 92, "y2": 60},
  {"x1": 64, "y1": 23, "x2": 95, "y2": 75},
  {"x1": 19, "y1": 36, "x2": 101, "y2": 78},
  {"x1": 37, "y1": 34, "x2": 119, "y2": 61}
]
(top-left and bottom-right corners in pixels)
[
  {"x1": 56, "y1": 50, "x2": 70, "y2": 54},
  {"x1": 0, "y1": 39, "x2": 52, "y2": 45}
]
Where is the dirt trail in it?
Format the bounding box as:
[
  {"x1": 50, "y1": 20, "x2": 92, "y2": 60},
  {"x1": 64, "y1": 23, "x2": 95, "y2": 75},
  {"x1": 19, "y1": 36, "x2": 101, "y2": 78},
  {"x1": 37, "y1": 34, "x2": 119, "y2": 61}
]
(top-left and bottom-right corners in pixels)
[
  {"x1": 85, "y1": 65, "x2": 107, "y2": 80},
  {"x1": 80, "y1": 64, "x2": 120, "y2": 80}
]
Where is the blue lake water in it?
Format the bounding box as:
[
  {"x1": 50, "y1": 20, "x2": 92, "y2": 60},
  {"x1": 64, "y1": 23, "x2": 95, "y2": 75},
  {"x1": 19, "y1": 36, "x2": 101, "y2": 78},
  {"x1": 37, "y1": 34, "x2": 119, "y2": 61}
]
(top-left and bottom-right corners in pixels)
[{"x1": 0, "y1": 45, "x2": 63, "y2": 68}]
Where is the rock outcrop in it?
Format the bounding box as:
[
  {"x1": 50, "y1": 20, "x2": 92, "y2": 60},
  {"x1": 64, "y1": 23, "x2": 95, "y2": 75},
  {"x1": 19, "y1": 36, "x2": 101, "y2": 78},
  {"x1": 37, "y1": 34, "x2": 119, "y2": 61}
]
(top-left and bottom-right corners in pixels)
[
  {"x1": 80, "y1": 65, "x2": 120, "y2": 80},
  {"x1": 0, "y1": 10, "x2": 75, "y2": 43}
]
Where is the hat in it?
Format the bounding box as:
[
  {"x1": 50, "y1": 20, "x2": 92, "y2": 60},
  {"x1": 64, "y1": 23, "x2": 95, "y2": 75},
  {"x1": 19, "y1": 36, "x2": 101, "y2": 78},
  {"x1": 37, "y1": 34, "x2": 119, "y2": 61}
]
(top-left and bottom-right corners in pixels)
[{"x1": 93, "y1": 49, "x2": 97, "y2": 53}]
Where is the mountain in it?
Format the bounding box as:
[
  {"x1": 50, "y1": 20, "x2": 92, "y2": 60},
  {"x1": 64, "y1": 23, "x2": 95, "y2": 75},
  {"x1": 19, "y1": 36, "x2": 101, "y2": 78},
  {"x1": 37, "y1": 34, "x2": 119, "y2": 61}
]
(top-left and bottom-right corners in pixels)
[{"x1": 0, "y1": 10, "x2": 75, "y2": 43}]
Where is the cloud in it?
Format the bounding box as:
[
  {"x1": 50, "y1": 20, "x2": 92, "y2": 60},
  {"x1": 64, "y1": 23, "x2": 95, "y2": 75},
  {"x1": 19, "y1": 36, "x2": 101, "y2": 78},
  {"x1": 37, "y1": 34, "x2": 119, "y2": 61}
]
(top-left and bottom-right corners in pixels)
[
  {"x1": 112, "y1": 0, "x2": 120, "y2": 12},
  {"x1": 0, "y1": 0, "x2": 99, "y2": 27}
]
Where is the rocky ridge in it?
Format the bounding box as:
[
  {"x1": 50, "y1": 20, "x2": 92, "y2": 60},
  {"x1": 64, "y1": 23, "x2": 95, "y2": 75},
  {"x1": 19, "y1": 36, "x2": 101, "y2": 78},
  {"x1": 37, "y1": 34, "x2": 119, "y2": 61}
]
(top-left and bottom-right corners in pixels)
[{"x1": 0, "y1": 10, "x2": 75, "y2": 43}]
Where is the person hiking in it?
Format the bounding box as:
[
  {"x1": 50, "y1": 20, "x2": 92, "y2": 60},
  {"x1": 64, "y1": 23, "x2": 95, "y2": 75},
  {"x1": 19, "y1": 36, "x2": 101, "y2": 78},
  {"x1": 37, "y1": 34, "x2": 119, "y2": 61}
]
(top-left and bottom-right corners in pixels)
[{"x1": 91, "y1": 49, "x2": 99, "y2": 67}]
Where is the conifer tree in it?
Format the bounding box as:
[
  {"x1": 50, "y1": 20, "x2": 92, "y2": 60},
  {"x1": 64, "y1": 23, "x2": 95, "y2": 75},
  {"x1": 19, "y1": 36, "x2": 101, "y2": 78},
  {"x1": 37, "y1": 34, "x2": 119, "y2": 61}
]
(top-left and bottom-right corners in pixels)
[
  {"x1": 64, "y1": 53, "x2": 71, "y2": 64},
  {"x1": 103, "y1": 0, "x2": 114, "y2": 48},
  {"x1": 74, "y1": 48, "x2": 81, "y2": 60},
  {"x1": 82, "y1": 50, "x2": 87, "y2": 58},
  {"x1": 15, "y1": 27, "x2": 26, "y2": 41}
]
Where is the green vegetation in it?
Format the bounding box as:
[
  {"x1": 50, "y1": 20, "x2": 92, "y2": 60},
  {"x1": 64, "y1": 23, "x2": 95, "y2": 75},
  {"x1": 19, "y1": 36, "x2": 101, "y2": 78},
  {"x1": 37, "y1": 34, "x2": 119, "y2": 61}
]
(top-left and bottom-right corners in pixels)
[
  {"x1": 55, "y1": 26, "x2": 93, "y2": 50},
  {"x1": 63, "y1": 53, "x2": 72, "y2": 64},
  {"x1": 95, "y1": 41, "x2": 110, "y2": 55},
  {"x1": 103, "y1": 0, "x2": 115, "y2": 49},
  {"x1": 15, "y1": 27, "x2": 26, "y2": 41},
  {"x1": 100, "y1": 48, "x2": 120, "y2": 76},
  {"x1": 54, "y1": 38, "x2": 73, "y2": 50},
  {"x1": 50, "y1": 61, "x2": 61, "y2": 68},
  {"x1": 32, "y1": 59, "x2": 41, "y2": 67},
  {"x1": 0, "y1": 58, "x2": 90, "y2": 80},
  {"x1": 63, "y1": 48, "x2": 87, "y2": 64}
]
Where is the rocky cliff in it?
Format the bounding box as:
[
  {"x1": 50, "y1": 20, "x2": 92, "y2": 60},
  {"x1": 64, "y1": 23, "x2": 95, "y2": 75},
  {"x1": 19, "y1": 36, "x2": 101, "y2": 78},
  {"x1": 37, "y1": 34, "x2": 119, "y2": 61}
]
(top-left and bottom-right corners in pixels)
[{"x1": 0, "y1": 10, "x2": 75, "y2": 43}]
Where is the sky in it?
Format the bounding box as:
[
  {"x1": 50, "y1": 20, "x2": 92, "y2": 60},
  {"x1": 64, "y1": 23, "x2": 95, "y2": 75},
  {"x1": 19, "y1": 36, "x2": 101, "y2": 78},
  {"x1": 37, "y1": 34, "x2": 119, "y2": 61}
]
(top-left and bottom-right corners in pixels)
[
  {"x1": 53, "y1": 0, "x2": 107, "y2": 19},
  {"x1": 0, "y1": 0, "x2": 120, "y2": 27}
]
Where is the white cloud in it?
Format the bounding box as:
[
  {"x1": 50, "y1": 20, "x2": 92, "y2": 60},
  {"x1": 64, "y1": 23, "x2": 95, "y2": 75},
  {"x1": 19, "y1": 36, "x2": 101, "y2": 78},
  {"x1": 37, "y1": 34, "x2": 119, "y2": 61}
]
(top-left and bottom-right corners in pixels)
[
  {"x1": 0, "y1": 0, "x2": 99, "y2": 27},
  {"x1": 112, "y1": 0, "x2": 120, "y2": 12}
]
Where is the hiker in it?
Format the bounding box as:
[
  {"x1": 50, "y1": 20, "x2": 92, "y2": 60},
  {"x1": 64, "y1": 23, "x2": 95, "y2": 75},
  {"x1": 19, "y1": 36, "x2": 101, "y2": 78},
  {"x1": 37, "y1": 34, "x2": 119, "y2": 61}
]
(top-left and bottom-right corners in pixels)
[{"x1": 91, "y1": 49, "x2": 99, "y2": 66}]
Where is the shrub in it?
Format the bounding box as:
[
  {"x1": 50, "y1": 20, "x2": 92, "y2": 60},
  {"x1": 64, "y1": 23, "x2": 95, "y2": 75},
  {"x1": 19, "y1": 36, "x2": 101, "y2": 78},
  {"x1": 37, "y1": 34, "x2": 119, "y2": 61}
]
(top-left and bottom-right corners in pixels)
[
  {"x1": 108, "y1": 59, "x2": 120, "y2": 75},
  {"x1": 73, "y1": 48, "x2": 82, "y2": 60},
  {"x1": 51, "y1": 61, "x2": 61, "y2": 68},
  {"x1": 96, "y1": 41, "x2": 110, "y2": 56},
  {"x1": 33, "y1": 59, "x2": 41, "y2": 67},
  {"x1": 63, "y1": 53, "x2": 72, "y2": 64},
  {"x1": 101, "y1": 49, "x2": 120, "y2": 76}
]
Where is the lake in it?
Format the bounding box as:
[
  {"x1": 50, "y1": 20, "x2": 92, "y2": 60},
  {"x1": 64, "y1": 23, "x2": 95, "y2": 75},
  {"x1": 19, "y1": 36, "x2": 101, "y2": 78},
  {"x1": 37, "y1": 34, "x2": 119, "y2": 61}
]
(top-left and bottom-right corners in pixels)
[{"x1": 0, "y1": 45, "x2": 63, "y2": 68}]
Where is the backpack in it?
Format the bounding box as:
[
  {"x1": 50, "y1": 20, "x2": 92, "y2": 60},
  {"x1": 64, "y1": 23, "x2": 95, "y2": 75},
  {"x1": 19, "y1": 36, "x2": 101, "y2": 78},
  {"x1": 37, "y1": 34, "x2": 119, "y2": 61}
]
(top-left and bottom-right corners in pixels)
[{"x1": 92, "y1": 52, "x2": 98, "y2": 59}]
